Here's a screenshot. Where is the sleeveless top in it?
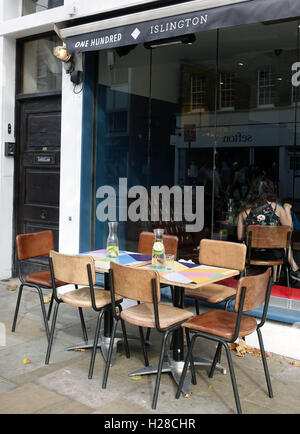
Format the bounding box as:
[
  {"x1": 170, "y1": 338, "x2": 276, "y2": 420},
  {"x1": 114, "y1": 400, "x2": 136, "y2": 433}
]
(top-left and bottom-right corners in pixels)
[{"x1": 244, "y1": 203, "x2": 280, "y2": 229}]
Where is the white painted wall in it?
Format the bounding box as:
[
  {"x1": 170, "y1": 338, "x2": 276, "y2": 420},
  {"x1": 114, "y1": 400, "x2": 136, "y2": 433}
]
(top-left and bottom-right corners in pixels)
[
  {"x1": 58, "y1": 66, "x2": 83, "y2": 254},
  {"x1": 0, "y1": 35, "x2": 16, "y2": 279}
]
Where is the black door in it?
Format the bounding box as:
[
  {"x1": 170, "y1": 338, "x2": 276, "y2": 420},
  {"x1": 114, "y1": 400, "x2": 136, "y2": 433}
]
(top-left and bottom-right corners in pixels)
[{"x1": 15, "y1": 94, "x2": 61, "y2": 274}]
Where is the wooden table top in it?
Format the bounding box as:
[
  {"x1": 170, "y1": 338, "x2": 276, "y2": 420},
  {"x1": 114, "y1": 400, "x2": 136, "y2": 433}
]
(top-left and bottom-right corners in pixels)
[{"x1": 82, "y1": 249, "x2": 239, "y2": 289}]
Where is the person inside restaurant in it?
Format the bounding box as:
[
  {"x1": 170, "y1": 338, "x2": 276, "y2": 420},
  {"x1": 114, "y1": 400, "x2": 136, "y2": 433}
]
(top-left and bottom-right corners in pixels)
[{"x1": 237, "y1": 176, "x2": 300, "y2": 283}]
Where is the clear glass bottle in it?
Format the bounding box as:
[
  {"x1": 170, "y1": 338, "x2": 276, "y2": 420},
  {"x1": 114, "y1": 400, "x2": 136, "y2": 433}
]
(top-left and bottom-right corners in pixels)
[
  {"x1": 106, "y1": 222, "x2": 119, "y2": 257},
  {"x1": 152, "y1": 228, "x2": 166, "y2": 268}
]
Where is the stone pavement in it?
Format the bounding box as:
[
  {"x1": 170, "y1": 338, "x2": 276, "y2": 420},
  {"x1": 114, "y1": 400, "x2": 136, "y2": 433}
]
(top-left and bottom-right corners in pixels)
[{"x1": 0, "y1": 278, "x2": 299, "y2": 416}]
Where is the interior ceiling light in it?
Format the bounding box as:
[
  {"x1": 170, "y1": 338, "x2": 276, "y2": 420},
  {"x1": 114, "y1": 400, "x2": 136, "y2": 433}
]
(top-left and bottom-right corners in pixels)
[
  {"x1": 53, "y1": 45, "x2": 72, "y2": 63},
  {"x1": 144, "y1": 33, "x2": 196, "y2": 49}
]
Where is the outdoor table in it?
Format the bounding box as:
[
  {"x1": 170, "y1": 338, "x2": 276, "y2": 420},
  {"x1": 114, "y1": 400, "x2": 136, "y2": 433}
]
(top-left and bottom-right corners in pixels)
[
  {"x1": 128, "y1": 260, "x2": 240, "y2": 395},
  {"x1": 65, "y1": 250, "x2": 152, "y2": 364},
  {"x1": 65, "y1": 249, "x2": 239, "y2": 392}
]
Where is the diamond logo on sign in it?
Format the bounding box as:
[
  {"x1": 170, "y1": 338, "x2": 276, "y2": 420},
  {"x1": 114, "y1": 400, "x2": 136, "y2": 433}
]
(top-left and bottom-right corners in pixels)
[{"x1": 131, "y1": 28, "x2": 141, "y2": 40}]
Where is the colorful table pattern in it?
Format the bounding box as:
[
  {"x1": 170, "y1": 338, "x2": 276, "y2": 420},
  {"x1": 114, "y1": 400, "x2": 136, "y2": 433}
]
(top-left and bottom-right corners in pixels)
[
  {"x1": 144, "y1": 261, "x2": 239, "y2": 288},
  {"x1": 80, "y1": 249, "x2": 152, "y2": 272}
]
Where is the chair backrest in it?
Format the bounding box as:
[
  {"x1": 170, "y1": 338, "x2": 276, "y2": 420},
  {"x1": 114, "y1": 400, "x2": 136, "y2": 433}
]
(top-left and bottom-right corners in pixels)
[
  {"x1": 49, "y1": 250, "x2": 96, "y2": 286},
  {"x1": 110, "y1": 261, "x2": 160, "y2": 303},
  {"x1": 16, "y1": 230, "x2": 54, "y2": 261},
  {"x1": 234, "y1": 267, "x2": 272, "y2": 313},
  {"x1": 138, "y1": 231, "x2": 178, "y2": 258},
  {"x1": 246, "y1": 225, "x2": 291, "y2": 249},
  {"x1": 199, "y1": 239, "x2": 247, "y2": 272}
]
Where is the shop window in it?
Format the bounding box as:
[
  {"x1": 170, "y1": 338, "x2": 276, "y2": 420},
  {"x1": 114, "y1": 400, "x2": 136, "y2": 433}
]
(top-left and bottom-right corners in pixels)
[
  {"x1": 21, "y1": 35, "x2": 62, "y2": 94},
  {"x1": 292, "y1": 84, "x2": 300, "y2": 104},
  {"x1": 258, "y1": 67, "x2": 275, "y2": 107},
  {"x1": 22, "y1": 0, "x2": 63, "y2": 15},
  {"x1": 190, "y1": 74, "x2": 207, "y2": 111},
  {"x1": 219, "y1": 72, "x2": 235, "y2": 110}
]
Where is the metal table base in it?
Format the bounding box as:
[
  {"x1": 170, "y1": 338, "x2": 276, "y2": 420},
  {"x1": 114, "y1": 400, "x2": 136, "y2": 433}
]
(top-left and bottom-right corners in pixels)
[
  {"x1": 129, "y1": 350, "x2": 226, "y2": 396},
  {"x1": 66, "y1": 331, "x2": 138, "y2": 365}
]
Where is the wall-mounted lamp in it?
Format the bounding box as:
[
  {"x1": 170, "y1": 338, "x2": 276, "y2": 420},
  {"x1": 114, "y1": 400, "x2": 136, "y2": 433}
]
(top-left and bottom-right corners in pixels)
[
  {"x1": 53, "y1": 45, "x2": 82, "y2": 86},
  {"x1": 144, "y1": 33, "x2": 196, "y2": 49}
]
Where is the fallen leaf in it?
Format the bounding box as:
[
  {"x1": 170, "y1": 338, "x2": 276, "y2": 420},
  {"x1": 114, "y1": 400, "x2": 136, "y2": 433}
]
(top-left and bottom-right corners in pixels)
[
  {"x1": 43, "y1": 296, "x2": 50, "y2": 304},
  {"x1": 130, "y1": 375, "x2": 142, "y2": 381},
  {"x1": 22, "y1": 358, "x2": 31, "y2": 365},
  {"x1": 289, "y1": 361, "x2": 300, "y2": 367},
  {"x1": 7, "y1": 285, "x2": 17, "y2": 291},
  {"x1": 208, "y1": 385, "x2": 213, "y2": 390}
]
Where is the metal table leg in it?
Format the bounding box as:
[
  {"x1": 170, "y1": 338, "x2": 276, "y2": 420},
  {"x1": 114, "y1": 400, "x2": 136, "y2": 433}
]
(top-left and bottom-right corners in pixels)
[
  {"x1": 128, "y1": 286, "x2": 226, "y2": 393},
  {"x1": 65, "y1": 273, "x2": 138, "y2": 364}
]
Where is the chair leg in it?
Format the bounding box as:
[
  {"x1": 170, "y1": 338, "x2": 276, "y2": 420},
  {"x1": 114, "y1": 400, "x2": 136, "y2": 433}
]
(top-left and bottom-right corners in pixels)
[
  {"x1": 223, "y1": 342, "x2": 242, "y2": 414},
  {"x1": 45, "y1": 302, "x2": 60, "y2": 364},
  {"x1": 152, "y1": 331, "x2": 169, "y2": 410},
  {"x1": 257, "y1": 328, "x2": 273, "y2": 398},
  {"x1": 88, "y1": 310, "x2": 103, "y2": 379},
  {"x1": 185, "y1": 329, "x2": 197, "y2": 385},
  {"x1": 36, "y1": 285, "x2": 50, "y2": 340},
  {"x1": 11, "y1": 284, "x2": 24, "y2": 332},
  {"x1": 145, "y1": 328, "x2": 151, "y2": 344},
  {"x1": 78, "y1": 307, "x2": 88, "y2": 342},
  {"x1": 286, "y1": 265, "x2": 290, "y2": 288},
  {"x1": 47, "y1": 292, "x2": 54, "y2": 320},
  {"x1": 120, "y1": 318, "x2": 130, "y2": 358},
  {"x1": 102, "y1": 317, "x2": 119, "y2": 389},
  {"x1": 139, "y1": 327, "x2": 149, "y2": 367},
  {"x1": 175, "y1": 333, "x2": 197, "y2": 399},
  {"x1": 195, "y1": 300, "x2": 200, "y2": 315},
  {"x1": 209, "y1": 342, "x2": 222, "y2": 378}
]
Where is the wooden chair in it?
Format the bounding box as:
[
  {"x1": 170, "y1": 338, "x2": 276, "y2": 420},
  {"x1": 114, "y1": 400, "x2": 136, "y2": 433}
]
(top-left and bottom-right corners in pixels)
[
  {"x1": 138, "y1": 231, "x2": 178, "y2": 258},
  {"x1": 102, "y1": 261, "x2": 194, "y2": 410},
  {"x1": 184, "y1": 239, "x2": 247, "y2": 314},
  {"x1": 139, "y1": 231, "x2": 179, "y2": 342},
  {"x1": 176, "y1": 268, "x2": 273, "y2": 414},
  {"x1": 246, "y1": 225, "x2": 291, "y2": 286},
  {"x1": 12, "y1": 230, "x2": 65, "y2": 339},
  {"x1": 45, "y1": 251, "x2": 125, "y2": 380}
]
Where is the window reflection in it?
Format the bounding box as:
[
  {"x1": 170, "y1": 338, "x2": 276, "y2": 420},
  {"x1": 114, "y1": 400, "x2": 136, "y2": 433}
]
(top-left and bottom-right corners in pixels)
[
  {"x1": 21, "y1": 36, "x2": 62, "y2": 94},
  {"x1": 93, "y1": 19, "x2": 299, "y2": 259},
  {"x1": 22, "y1": 0, "x2": 63, "y2": 16}
]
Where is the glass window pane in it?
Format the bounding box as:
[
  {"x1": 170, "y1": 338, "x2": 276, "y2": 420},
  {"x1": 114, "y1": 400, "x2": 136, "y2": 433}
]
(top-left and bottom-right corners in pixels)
[
  {"x1": 22, "y1": 0, "x2": 63, "y2": 16},
  {"x1": 95, "y1": 46, "x2": 151, "y2": 251},
  {"x1": 215, "y1": 20, "x2": 299, "y2": 241},
  {"x1": 21, "y1": 36, "x2": 62, "y2": 94}
]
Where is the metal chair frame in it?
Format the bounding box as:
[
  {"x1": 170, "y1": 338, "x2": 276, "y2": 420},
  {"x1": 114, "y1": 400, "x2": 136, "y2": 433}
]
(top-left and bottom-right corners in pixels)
[
  {"x1": 12, "y1": 230, "x2": 59, "y2": 340},
  {"x1": 246, "y1": 225, "x2": 291, "y2": 286},
  {"x1": 176, "y1": 271, "x2": 273, "y2": 414},
  {"x1": 45, "y1": 255, "x2": 126, "y2": 381},
  {"x1": 12, "y1": 259, "x2": 51, "y2": 340},
  {"x1": 102, "y1": 267, "x2": 189, "y2": 410}
]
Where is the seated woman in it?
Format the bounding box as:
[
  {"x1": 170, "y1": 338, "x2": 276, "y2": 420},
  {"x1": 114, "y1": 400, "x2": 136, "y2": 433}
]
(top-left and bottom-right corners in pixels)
[{"x1": 237, "y1": 176, "x2": 300, "y2": 282}]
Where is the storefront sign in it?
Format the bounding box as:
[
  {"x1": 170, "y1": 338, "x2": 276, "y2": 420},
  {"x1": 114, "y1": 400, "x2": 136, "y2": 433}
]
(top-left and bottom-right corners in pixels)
[{"x1": 66, "y1": 0, "x2": 299, "y2": 54}]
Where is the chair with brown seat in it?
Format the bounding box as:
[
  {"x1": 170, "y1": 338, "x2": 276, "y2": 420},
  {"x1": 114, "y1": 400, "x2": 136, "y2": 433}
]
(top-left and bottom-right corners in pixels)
[
  {"x1": 184, "y1": 239, "x2": 247, "y2": 314},
  {"x1": 176, "y1": 267, "x2": 273, "y2": 414},
  {"x1": 45, "y1": 250, "x2": 127, "y2": 379},
  {"x1": 138, "y1": 231, "x2": 178, "y2": 258},
  {"x1": 12, "y1": 230, "x2": 65, "y2": 339},
  {"x1": 102, "y1": 261, "x2": 194, "y2": 410},
  {"x1": 139, "y1": 231, "x2": 179, "y2": 342},
  {"x1": 246, "y1": 225, "x2": 291, "y2": 286}
]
